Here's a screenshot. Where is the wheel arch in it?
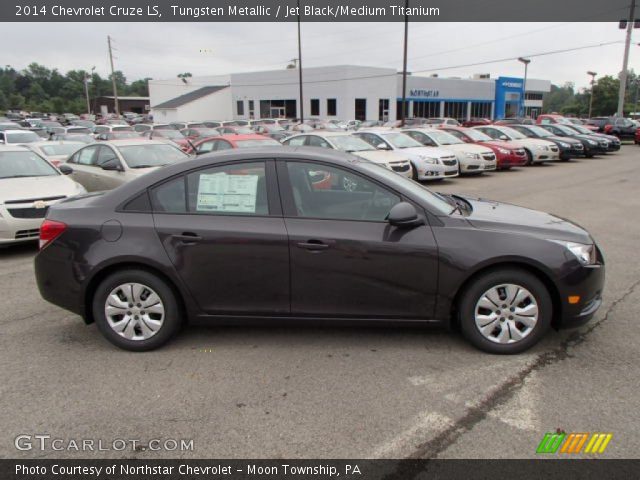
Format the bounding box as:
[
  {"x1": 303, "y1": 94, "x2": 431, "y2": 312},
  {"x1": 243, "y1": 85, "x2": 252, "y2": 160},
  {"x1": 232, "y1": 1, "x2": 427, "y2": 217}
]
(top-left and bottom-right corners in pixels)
[
  {"x1": 449, "y1": 260, "x2": 562, "y2": 330},
  {"x1": 82, "y1": 261, "x2": 188, "y2": 325}
]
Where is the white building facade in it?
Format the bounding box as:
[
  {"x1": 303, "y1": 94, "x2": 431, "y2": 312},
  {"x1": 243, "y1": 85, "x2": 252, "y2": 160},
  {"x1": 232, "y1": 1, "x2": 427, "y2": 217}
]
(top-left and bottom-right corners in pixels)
[{"x1": 149, "y1": 65, "x2": 550, "y2": 123}]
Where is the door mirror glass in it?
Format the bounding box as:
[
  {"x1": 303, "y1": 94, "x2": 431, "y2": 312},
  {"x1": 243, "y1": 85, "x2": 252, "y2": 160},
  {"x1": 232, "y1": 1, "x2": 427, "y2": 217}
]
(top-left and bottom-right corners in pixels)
[
  {"x1": 499, "y1": 135, "x2": 508, "y2": 140},
  {"x1": 387, "y1": 202, "x2": 423, "y2": 228},
  {"x1": 376, "y1": 142, "x2": 389, "y2": 150},
  {"x1": 58, "y1": 164, "x2": 73, "y2": 175},
  {"x1": 100, "y1": 158, "x2": 123, "y2": 171}
]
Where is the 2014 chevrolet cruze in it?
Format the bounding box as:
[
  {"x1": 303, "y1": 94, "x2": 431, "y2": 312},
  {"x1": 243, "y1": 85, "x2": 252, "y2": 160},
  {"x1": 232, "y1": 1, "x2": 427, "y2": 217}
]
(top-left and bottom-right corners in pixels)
[{"x1": 35, "y1": 147, "x2": 605, "y2": 354}]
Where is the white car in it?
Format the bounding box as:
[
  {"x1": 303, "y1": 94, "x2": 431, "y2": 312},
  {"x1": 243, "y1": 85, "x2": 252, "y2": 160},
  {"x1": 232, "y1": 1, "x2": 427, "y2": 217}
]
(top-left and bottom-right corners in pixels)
[
  {"x1": 473, "y1": 125, "x2": 560, "y2": 164},
  {"x1": 282, "y1": 132, "x2": 414, "y2": 179},
  {"x1": 353, "y1": 129, "x2": 460, "y2": 181},
  {"x1": 0, "y1": 129, "x2": 41, "y2": 145},
  {"x1": 92, "y1": 124, "x2": 135, "y2": 135},
  {"x1": 0, "y1": 145, "x2": 86, "y2": 245},
  {"x1": 403, "y1": 128, "x2": 497, "y2": 174},
  {"x1": 64, "y1": 139, "x2": 188, "y2": 192},
  {"x1": 425, "y1": 117, "x2": 461, "y2": 126},
  {"x1": 22, "y1": 140, "x2": 85, "y2": 167}
]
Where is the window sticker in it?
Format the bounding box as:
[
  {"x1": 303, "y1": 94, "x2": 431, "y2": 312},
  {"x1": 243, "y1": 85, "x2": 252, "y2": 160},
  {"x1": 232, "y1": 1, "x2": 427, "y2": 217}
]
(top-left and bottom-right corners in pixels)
[{"x1": 196, "y1": 173, "x2": 259, "y2": 213}]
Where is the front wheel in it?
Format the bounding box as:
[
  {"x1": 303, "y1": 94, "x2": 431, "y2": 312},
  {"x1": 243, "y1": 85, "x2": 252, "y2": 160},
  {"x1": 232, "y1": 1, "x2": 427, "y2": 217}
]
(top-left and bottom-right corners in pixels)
[
  {"x1": 458, "y1": 269, "x2": 552, "y2": 354},
  {"x1": 92, "y1": 269, "x2": 182, "y2": 351},
  {"x1": 524, "y1": 149, "x2": 534, "y2": 166}
]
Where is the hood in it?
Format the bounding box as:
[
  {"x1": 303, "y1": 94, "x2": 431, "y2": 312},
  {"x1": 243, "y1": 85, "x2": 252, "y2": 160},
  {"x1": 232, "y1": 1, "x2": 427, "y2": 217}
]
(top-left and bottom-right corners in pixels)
[
  {"x1": 0, "y1": 175, "x2": 84, "y2": 203},
  {"x1": 545, "y1": 135, "x2": 581, "y2": 145},
  {"x1": 351, "y1": 149, "x2": 404, "y2": 164},
  {"x1": 392, "y1": 146, "x2": 457, "y2": 160},
  {"x1": 437, "y1": 143, "x2": 493, "y2": 155},
  {"x1": 462, "y1": 196, "x2": 592, "y2": 244},
  {"x1": 478, "y1": 140, "x2": 521, "y2": 151}
]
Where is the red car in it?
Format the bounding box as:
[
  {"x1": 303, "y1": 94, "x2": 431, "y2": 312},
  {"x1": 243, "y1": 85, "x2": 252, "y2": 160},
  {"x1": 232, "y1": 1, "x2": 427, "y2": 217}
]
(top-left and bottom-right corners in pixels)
[
  {"x1": 141, "y1": 129, "x2": 191, "y2": 152},
  {"x1": 462, "y1": 118, "x2": 492, "y2": 127},
  {"x1": 186, "y1": 134, "x2": 282, "y2": 154},
  {"x1": 180, "y1": 127, "x2": 221, "y2": 141},
  {"x1": 635, "y1": 128, "x2": 640, "y2": 145},
  {"x1": 440, "y1": 126, "x2": 528, "y2": 169}
]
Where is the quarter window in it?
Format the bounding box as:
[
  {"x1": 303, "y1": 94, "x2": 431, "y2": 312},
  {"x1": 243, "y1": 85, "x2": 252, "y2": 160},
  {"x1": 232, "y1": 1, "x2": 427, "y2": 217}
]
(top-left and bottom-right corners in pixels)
[{"x1": 286, "y1": 162, "x2": 400, "y2": 222}]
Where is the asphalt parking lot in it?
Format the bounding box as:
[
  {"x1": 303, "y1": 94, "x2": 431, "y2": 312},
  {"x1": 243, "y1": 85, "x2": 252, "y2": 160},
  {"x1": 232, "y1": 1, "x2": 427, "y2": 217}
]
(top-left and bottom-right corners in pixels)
[{"x1": 2, "y1": 145, "x2": 639, "y2": 460}]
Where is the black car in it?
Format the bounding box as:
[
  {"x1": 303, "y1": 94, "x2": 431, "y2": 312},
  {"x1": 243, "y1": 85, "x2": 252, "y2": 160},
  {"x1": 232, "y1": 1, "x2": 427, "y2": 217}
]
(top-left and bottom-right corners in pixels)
[
  {"x1": 509, "y1": 125, "x2": 584, "y2": 160},
  {"x1": 564, "y1": 125, "x2": 621, "y2": 152},
  {"x1": 539, "y1": 124, "x2": 609, "y2": 156},
  {"x1": 600, "y1": 117, "x2": 638, "y2": 139},
  {"x1": 35, "y1": 147, "x2": 605, "y2": 354}
]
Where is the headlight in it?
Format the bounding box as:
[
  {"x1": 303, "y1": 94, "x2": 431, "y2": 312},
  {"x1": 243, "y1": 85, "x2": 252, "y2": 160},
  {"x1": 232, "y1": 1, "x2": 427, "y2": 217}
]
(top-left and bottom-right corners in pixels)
[
  {"x1": 537, "y1": 145, "x2": 549, "y2": 150},
  {"x1": 465, "y1": 152, "x2": 480, "y2": 159},
  {"x1": 558, "y1": 142, "x2": 570, "y2": 148},
  {"x1": 497, "y1": 148, "x2": 510, "y2": 154},
  {"x1": 552, "y1": 241, "x2": 597, "y2": 265},
  {"x1": 587, "y1": 140, "x2": 597, "y2": 145},
  {"x1": 417, "y1": 155, "x2": 437, "y2": 164}
]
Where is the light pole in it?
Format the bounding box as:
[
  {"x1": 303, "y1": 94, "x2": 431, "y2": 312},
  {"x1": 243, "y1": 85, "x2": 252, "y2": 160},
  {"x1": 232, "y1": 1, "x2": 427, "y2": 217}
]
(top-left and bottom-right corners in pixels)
[
  {"x1": 84, "y1": 66, "x2": 95, "y2": 115},
  {"x1": 616, "y1": 0, "x2": 636, "y2": 117},
  {"x1": 518, "y1": 57, "x2": 531, "y2": 118},
  {"x1": 400, "y1": 0, "x2": 409, "y2": 126},
  {"x1": 296, "y1": 0, "x2": 303, "y2": 123},
  {"x1": 587, "y1": 71, "x2": 597, "y2": 118}
]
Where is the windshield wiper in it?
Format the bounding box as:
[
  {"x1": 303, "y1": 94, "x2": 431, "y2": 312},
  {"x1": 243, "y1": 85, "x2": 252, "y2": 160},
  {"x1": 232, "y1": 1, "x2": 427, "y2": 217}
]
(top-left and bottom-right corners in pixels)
[{"x1": 130, "y1": 164, "x2": 160, "y2": 169}]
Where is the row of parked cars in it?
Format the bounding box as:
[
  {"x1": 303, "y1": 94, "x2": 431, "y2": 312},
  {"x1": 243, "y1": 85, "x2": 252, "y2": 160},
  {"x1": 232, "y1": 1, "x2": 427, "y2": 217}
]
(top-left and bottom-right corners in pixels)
[{"x1": 0, "y1": 111, "x2": 631, "y2": 248}]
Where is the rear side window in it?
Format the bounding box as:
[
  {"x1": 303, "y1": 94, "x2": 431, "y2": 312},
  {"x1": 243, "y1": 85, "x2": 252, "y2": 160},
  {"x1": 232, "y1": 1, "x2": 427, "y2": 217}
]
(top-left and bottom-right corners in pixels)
[{"x1": 150, "y1": 162, "x2": 268, "y2": 216}]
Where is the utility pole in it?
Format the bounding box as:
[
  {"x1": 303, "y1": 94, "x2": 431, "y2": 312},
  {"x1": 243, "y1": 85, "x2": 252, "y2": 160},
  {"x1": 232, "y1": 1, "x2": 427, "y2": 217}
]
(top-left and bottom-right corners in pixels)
[
  {"x1": 107, "y1": 35, "x2": 120, "y2": 117},
  {"x1": 84, "y1": 66, "x2": 95, "y2": 115},
  {"x1": 617, "y1": 0, "x2": 636, "y2": 117},
  {"x1": 400, "y1": 0, "x2": 409, "y2": 127},
  {"x1": 296, "y1": 0, "x2": 304, "y2": 123},
  {"x1": 587, "y1": 71, "x2": 597, "y2": 118},
  {"x1": 518, "y1": 57, "x2": 531, "y2": 118}
]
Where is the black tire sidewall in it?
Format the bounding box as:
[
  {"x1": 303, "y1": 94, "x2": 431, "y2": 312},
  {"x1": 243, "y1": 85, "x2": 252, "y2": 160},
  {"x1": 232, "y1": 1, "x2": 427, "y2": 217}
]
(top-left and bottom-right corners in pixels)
[
  {"x1": 459, "y1": 269, "x2": 552, "y2": 354},
  {"x1": 93, "y1": 269, "x2": 180, "y2": 351}
]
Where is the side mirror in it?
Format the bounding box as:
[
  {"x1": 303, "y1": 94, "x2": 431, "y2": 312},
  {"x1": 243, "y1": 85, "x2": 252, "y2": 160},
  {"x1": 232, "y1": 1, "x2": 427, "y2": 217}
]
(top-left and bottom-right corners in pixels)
[
  {"x1": 58, "y1": 164, "x2": 73, "y2": 175},
  {"x1": 387, "y1": 202, "x2": 424, "y2": 228},
  {"x1": 100, "y1": 158, "x2": 123, "y2": 171},
  {"x1": 499, "y1": 135, "x2": 508, "y2": 140},
  {"x1": 376, "y1": 143, "x2": 389, "y2": 150}
]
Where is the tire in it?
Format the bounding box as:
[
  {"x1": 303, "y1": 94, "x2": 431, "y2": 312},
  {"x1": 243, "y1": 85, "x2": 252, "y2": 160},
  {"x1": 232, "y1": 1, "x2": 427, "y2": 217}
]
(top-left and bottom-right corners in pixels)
[
  {"x1": 92, "y1": 269, "x2": 181, "y2": 351},
  {"x1": 524, "y1": 149, "x2": 534, "y2": 166},
  {"x1": 458, "y1": 268, "x2": 552, "y2": 354},
  {"x1": 411, "y1": 162, "x2": 419, "y2": 181}
]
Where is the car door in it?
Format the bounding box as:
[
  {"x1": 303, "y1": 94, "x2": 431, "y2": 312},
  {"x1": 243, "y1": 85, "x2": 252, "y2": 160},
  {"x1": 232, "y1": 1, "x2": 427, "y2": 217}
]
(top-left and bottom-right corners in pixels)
[
  {"x1": 92, "y1": 145, "x2": 127, "y2": 190},
  {"x1": 278, "y1": 159, "x2": 439, "y2": 319},
  {"x1": 151, "y1": 160, "x2": 289, "y2": 315},
  {"x1": 67, "y1": 145, "x2": 100, "y2": 190}
]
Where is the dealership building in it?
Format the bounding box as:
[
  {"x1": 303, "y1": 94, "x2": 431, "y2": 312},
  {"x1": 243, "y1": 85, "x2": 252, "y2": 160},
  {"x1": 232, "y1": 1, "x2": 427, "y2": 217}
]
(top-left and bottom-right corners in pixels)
[{"x1": 149, "y1": 65, "x2": 550, "y2": 123}]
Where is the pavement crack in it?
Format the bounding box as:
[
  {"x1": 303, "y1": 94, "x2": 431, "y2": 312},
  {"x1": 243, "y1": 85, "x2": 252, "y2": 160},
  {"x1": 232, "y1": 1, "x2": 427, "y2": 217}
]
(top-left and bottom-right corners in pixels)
[{"x1": 404, "y1": 278, "x2": 640, "y2": 463}]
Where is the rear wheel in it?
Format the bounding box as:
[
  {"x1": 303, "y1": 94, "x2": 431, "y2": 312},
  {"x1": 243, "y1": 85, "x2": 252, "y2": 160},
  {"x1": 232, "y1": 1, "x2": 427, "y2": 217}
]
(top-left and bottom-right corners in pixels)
[
  {"x1": 458, "y1": 269, "x2": 552, "y2": 354},
  {"x1": 524, "y1": 149, "x2": 534, "y2": 166},
  {"x1": 92, "y1": 269, "x2": 181, "y2": 351}
]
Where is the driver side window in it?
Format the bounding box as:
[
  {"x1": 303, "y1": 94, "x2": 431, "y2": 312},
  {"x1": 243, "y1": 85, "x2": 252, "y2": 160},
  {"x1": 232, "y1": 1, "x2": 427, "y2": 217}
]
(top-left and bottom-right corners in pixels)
[{"x1": 285, "y1": 162, "x2": 400, "y2": 222}]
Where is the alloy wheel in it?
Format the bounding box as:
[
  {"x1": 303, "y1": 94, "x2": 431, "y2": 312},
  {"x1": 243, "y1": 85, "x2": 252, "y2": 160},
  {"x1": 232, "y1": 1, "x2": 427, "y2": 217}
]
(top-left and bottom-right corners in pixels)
[{"x1": 104, "y1": 283, "x2": 165, "y2": 341}]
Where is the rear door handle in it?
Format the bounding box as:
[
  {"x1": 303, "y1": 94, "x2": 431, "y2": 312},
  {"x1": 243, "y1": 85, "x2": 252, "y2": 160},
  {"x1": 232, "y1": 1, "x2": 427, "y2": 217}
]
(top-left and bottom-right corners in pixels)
[
  {"x1": 172, "y1": 232, "x2": 202, "y2": 243},
  {"x1": 297, "y1": 240, "x2": 329, "y2": 251}
]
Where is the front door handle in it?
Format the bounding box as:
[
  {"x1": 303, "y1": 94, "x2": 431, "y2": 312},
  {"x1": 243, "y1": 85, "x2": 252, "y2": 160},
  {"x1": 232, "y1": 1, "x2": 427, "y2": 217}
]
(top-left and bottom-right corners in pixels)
[
  {"x1": 172, "y1": 232, "x2": 203, "y2": 243},
  {"x1": 297, "y1": 240, "x2": 329, "y2": 251}
]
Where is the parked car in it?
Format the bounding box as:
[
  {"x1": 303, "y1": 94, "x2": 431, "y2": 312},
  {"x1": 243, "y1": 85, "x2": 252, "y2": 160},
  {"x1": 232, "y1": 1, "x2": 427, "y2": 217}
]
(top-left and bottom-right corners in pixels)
[
  {"x1": 563, "y1": 124, "x2": 621, "y2": 151},
  {"x1": 539, "y1": 124, "x2": 611, "y2": 155},
  {"x1": 402, "y1": 128, "x2": 497, "y2": 175},
  {"x1": 352, "y1": 129, "x2": 459, "y2": 180},
  {"x1": 217, "y1": 126, "x2": 255, "y2": 135},
  {"x1": 221, "y1": 120, "x2": 250, "y2": 127},
  {"x1": 0, "y1": 121, "x2": 23, "y2": 131},
  {"x1": 170, "y1": 121, "x2": 206, "y2": 130},
  {"x1": 635, "y1": 127, "x2": 640, "y2": 145},
  {"x1": 252, "y1": 124, "x2": 294, "y2": 142},
  {"x1": 133, "y1": 123, "x2": 173, "y2": 133},
  {"x1": 508, "y1": 125, "x2": 585, "y2": 160},
  {"x1": 51, "y1": 133, "x2": 96, "y2": 144},
  {"x1": 180, "y1": 127, "x2": 222, "y2": 141},
  {"x1": 282, "y1": 131, "x2": 418, "y2": 181},
  {"x1": 93, "y1": 124, "x2": 135, "y2": 135},
  {"x1": 0, "y1": 145, "x2": 86, "y2": 245},
  {"x1": 440, "y1": 126, "x2": 528, "y2": 170},
  {"x1": 601, "y1": 117, "x2": 638, "y2": 140},
  {"x1": 473, "y1": 125, "x2": 559, "y2": 164},
  {"x1": 565, "y1": 118, "x2": 598, "y2": 132},
  {"x1": 34, "y1": 146, "x2": 605, "y2": 354},
  {"x1": 141, "y1": 129, "x2": 192, "y2": 152},
  {"x1": 189, "y1": 134, "x2": 282, "y2": 155},
  {"x1": 63, "y1": 140, "x2": 188, "y2": 192},
  {"x1": 0, "y1": 129, "x2": 41, "y2": 145},
  {"x1": 536, "y1": 114, "x2": 575, "y2": 126},
  {"x1": 70, "y1": 119, "x2": 96, "y2": 129},
  {"x1": 424, "y1": 117, "x2": 461, "y2": 126},
  {"x1": 462, "y1": 118, "x2": 492, "y2": 127},
  {"x1": 48, "y1": 126, "x2": 93, "y2": 137},
  {"x1": 585, "y1": 117, "x2": 609, "y2": 132},
  {"x1": 22, "y1": 140, "x2": 85, "y2": 167}
]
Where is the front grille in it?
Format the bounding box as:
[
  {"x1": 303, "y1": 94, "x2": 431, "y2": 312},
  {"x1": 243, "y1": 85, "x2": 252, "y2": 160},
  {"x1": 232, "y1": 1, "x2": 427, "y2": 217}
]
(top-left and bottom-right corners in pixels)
[
  {"x1": 445, "y1": 170, "x2": 457, "y2": 176},
  {"x1": 7, "y1": 207, "x2": 49, "y2": 219},
  {"x1": 441, "y1": 156, "x2": 457, "y2": 166},
  {"x1": 482, "y1": 153, "x2": 496, "y2": 161},
  {"x1": 573, "y1": 144, "x2": 584, "y2": 150},
  {"x1": 15, "y1": 228, "x2": 40, "y2": 239},
  {"x1": 4, "y1": 195, "x2": 65, "y2": 205},
  {"x1": 391, "y1": 164, "x2": 410, "y2": 172},
  {"x1": 467, "y1": 165, "x2": 480, "y2": 170}
]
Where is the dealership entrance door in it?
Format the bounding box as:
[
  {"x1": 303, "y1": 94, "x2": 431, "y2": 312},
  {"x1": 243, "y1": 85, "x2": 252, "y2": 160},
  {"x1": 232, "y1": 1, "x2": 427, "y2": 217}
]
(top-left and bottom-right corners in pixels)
[
  {"x1": 260, "y1": 99, "x2": 297, "y2": 119},
  {"x1": 355, "y1": 99, "x2": 366, "y2": 121}
]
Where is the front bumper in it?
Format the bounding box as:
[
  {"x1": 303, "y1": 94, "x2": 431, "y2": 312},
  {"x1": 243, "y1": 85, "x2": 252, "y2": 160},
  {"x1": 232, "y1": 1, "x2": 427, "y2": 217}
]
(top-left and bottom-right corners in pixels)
[
  {"x1": 0, "y1": 205, "x2": 46, "y2": 245},
  {"x1": 496, "y1": 152, "x2": 528, "y2": 168},
  {"x1": 532, "y1": 148, "x2": 560, "y2": 163},
  {"x1": 416, "y1": 162, "x2": 459, "y2": 180},
  {"x1": 557, "y1": 261, "x2": 605, "y2": 329}
]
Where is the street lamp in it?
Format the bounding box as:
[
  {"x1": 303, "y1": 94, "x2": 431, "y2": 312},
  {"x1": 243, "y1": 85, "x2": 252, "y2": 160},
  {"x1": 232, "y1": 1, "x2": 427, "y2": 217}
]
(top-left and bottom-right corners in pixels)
[
  {"x1": 518, "y1": 57, "x2": 531, "y2": 118},
  {"x1": 587, "y1": 71, "x2": 597, "y2": 119},
  {"x1": 84, "y1": 66, "x2": 95, "y2": 115}
]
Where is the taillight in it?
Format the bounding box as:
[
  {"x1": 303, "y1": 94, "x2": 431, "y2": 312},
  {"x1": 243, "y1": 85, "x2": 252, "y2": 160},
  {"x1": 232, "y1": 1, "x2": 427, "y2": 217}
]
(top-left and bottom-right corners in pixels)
[{"x1": 39, "y1": 219, "x2": 67, "y2": 250}]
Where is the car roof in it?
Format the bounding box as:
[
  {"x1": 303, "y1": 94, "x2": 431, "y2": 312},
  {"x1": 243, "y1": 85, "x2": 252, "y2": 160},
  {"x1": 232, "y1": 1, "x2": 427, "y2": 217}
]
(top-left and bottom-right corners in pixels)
[
  {"x1": 29, "y1": 140, "x2": 86, "y2": 146},
  {"x1": 3, "y1": 129, "x2": 36, "y2": 134},
  {"x1": 99, "y1": 139, "x2": 171, "y2": 146},
  {"x1": 219, "y1": 134, "x2": 275, "y2": 141},
  {"x1": 0, "y1": 144, "x2": 32, "y2": 152}
]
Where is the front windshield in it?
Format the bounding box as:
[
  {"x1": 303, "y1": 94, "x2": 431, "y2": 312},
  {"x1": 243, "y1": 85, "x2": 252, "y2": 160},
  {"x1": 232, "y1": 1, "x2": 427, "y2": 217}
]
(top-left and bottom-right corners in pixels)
[
  {"x1": 232, "y1": 127, "x2": 254, "y2": 134},
  {"x1": 40, "y1": 144, "x2": 83, "y2": 156},
  {"x1": 0, "y1": 150, "x2": 59, "y2": 178},
  {"x1": 118, "y1": 144, "x2": 187, "y2": 168},
  {"x1": 463, "y1": 129, "x2": 492, "y2": 141},
  {"x1": 6, "y1": 131, "x2": 40, "y2": 143},
  {"x1": 569, "y1": 125, "x2": 590, "y2": 134},
  {"x1": 497, "y1": 127, "x2": 526, "y2": 139},
  {"x1": 235, "y1": 139, "x2": 282, "y2": 148},
  {"x1": 61, "y1": 134, "x2": 94, "y2": 143},
  {"x1": 359, "y1": 162, "x2": 451, "y2": 215},
  {"x1": 526, "y1": 126, "x2": 553, "y2": 137},
  {"x1": 382, "y1": 133, "x2": 424, "y2": 149},
  {"x1": 330, "y1": 135, "x2": 375, "y2": 152},
  {"x1": 112, "y1": 132, "x2": 141, "y2": 139},
  {"x1": 423, "y1": 130, "x2": 464, "y2": 145},
  {"x1": 67, "y1": 127, "x2": 91, "y2": 134},
  {"x1": 112, "y1": 126, "x2": 134, "y2": 132},
  {"x1": 553, "y1": 125, "x2": 579, "y2": 135},
  {"x1": 194, "y1": 128, "x2": 220, "y2": 137}
]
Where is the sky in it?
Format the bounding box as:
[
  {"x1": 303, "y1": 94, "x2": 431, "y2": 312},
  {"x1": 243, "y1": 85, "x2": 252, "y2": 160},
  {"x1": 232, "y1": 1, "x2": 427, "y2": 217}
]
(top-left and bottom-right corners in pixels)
[{"x1": 1, "y1": 22, "x2": 637, "y2": 90}]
